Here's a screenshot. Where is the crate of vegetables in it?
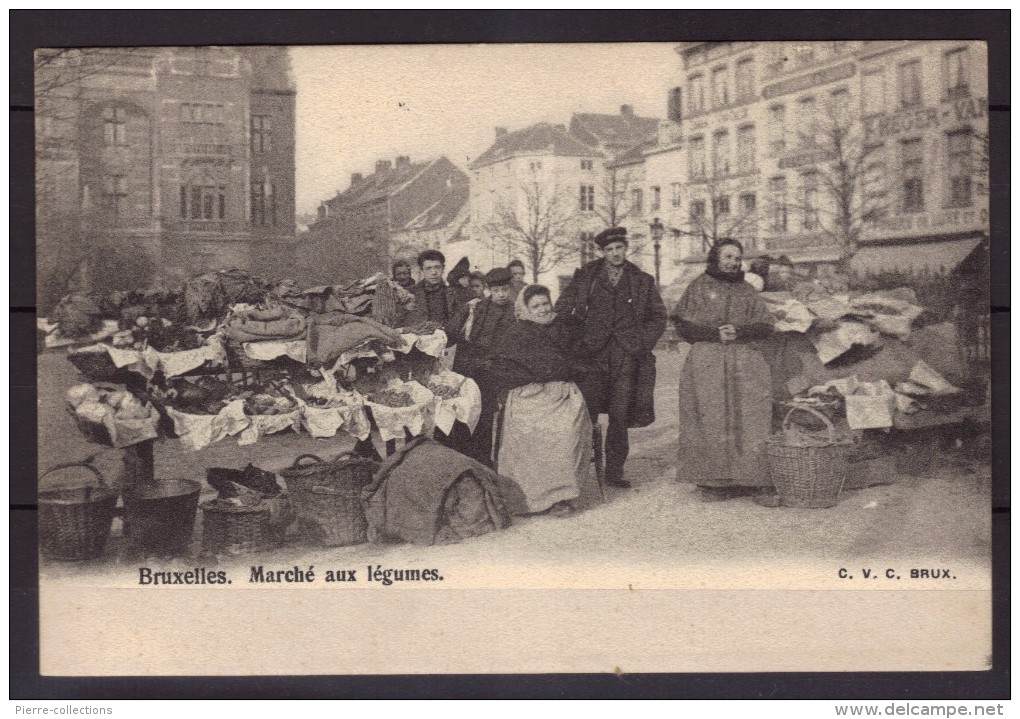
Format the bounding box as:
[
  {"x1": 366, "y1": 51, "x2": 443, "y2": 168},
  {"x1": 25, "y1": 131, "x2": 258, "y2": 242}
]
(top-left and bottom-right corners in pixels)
[
  {"x1": 66, "y1": 383, "x2": 160, "y2": 448},
  {"x1": 427, "y1": 370, "x2": 482, "y2": 436}
]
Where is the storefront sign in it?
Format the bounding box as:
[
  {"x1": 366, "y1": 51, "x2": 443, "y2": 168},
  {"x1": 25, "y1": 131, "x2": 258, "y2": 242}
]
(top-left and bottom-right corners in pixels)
[
  {"x1": 864, "y1": 96, "x2": 988, "y2": 141},
  {"x1": 762, "y1": 62, "x2": 856, "y2": 99},
  {"x1": 865, "y1": 206, "x2": 989, "y2": 239},
  {"x1": 778, "y1": 149, "x2": 836, "y2": 169}
]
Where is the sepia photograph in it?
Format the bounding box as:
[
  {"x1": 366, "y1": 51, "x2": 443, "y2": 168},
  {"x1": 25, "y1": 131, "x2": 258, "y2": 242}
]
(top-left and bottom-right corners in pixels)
[{"x1": 29, "y1": 36, "x2": 996, "y2": 678}]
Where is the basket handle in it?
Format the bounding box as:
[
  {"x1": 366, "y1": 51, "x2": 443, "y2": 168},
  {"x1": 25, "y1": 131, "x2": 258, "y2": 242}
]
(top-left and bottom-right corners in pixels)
[
  {"x1": 39, "y1": 460, "x2": 108, "y2": 489},
  {"x1": 290, "y1": 454, "x2": 324, "y2": 468},
  {"x1": 782, "y1": 405, "x2": 837, "y2": 444}
]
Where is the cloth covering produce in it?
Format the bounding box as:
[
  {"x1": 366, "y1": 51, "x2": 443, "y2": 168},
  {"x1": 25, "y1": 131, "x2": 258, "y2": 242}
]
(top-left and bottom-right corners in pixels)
[{"x1": 362, "y1": 437, "x2": 511, "y2": 546}]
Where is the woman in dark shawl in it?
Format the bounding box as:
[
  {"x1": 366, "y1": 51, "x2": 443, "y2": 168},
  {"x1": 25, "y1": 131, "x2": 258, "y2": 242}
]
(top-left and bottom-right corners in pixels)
[
  {"x1": 493, "y1": 285, "x2": 601, "y2": 516},
  {"x1": 671, "y1": 239, "x2": 775, "y2": 502}
]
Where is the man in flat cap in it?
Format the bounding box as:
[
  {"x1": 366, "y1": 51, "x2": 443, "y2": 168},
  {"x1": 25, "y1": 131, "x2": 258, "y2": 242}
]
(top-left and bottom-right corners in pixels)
[
  {"x1": 555, "y1": 226, "x2": 667, "y2": 488},
  {"x1": 443, "y1": 266, "x2": 517, "y2": 465}
]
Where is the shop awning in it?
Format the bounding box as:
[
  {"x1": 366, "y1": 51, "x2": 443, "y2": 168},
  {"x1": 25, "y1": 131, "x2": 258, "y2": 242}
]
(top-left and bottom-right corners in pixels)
[{"x1": 850, "y1": 236, "x2": 983, "y2": 275}]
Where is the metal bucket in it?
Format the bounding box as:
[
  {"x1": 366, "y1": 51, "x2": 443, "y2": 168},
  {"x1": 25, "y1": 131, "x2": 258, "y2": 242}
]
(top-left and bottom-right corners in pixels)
[{"x1": 122, "y1": 479, "x2": 202, "y2": 556}]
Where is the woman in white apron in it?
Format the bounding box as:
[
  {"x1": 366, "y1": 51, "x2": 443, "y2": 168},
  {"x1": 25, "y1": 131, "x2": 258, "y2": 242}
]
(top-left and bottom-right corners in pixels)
[{"x1": 493, "y1": 285, "x2": 601, "y2": 516}]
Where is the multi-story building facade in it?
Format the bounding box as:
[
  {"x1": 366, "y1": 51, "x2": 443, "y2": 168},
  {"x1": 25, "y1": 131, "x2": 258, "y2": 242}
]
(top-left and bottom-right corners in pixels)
[
  {"x1": 304, "y1": 156, "x2": 468, "y2": 285},
  {"x1": 626, "y1": 40, "x2": 988, "y2": 285},
  {"x1": 35, "y1": 46, "x2": 296, "y2": 306},
  {"x1": 468, "y1": 107, "x2": 660, "y2": 291}
]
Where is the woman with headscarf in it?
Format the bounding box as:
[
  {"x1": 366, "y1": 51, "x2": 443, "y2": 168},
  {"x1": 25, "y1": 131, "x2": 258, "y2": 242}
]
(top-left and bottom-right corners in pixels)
[
  {"x1": 671, "y1": 239, "x2": 775, "y2": 502},
  {"x1": 492, "y1": 285, "x2": 601, "y2": 517}
]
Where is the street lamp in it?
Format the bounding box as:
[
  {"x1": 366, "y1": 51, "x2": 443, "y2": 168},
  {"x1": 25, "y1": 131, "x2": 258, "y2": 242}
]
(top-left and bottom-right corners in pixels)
[{"x1": 649, "y1": 217, "x2": 665, "y2": 287}]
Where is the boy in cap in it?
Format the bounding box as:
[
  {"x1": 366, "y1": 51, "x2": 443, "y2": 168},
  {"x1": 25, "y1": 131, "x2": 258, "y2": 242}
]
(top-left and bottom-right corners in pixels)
[
  {"x1": 555, "y1": 226, "x2": 667, "y2": 488},
  {"x1": 443, "y1": 266, "x2": 517, "y2": 465}
]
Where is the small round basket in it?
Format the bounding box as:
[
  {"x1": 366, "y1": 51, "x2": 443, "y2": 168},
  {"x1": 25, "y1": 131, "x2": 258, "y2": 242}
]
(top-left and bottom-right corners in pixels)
[
  {"x1": 39, "y1": 463, "x2": 119, "y2": 561},
  {"x1": 766, "y1": 405, "x2": 853, "y2": 509},
  {"x1": 279, "y1": 453, "x2": 377, "y2": 547},
  {"x1": 200, "y1": 502, "x2": 273, "y2": 555}
]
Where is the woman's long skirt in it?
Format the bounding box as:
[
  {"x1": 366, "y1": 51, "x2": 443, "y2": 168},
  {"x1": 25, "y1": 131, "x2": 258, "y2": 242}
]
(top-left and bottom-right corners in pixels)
[
  {"x1": 497, "y1": 381, "x2": 600, "y2": 514},
  {"x1": 677, "y1": 342, "x2": 773, "y2": 487}
]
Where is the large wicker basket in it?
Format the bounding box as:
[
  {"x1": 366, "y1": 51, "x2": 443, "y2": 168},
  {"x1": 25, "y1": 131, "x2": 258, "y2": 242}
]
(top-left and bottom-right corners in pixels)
[
  {"x1": 39, "y1": 462, "x2": 119, "y2": 561},
  {"x1": 766, "y1": 406, "x2": 852, "y2": 509},
  {"x1": 200, "y1": 502, "x2": 273, "y2": 555},
  {"x1": 279, "y1": 453, "x2": 377, "y2": 547}
]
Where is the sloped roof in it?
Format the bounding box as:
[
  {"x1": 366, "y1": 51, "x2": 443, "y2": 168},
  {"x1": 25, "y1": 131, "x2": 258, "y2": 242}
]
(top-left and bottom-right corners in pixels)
[
  {"x1": 471, "y1": 123, "x2": 603, "y2": 169},
  {"x1": 402, "y1": 182, "x2": 469, "y2": 232},
  {"x1": 608, "y1": 140, "x2": 655, "y2": 168},
  {"x1": 570, "y1": 111, "x2": 660, "y2": 153},
  {"x1": 328, "y1": 159, "x2": 433, "y2": 210}
]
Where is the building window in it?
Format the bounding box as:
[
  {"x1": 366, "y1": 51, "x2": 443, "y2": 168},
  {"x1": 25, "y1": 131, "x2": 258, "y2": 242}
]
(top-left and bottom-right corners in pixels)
[
  {"x1": 862, "y1": 70, "x2": 886, "y2": 116},
  {"x1": 580, "y1": 159, "x2": 593, "y2": 171},
  {"x1": 737, "y1": 125, "x2": 756, "y2": 172},
  {"x1": 251, "y1": 182, "x2": 277, "y2": 226},
  {"x1": 181, "y1": 102, "x2": 224, "y2": 125},
  {"x1": 739, "y1": 193, "x2": 757, "y2": 214},
  {"x1": 798, "y1": 96, "x2": 817, "y2": 147},
  {"x1": 689, "y1": 200, "x2": 706, "y2": 221},
  {"x1": 947, "y1": 131, "x2": 973, "y2": 207},
  {"x1": 689, "y1": 137, "x2": 706, "y2": 180},
  {"x1": 671, "y1": 182, "x2": 682, "y2": 208},
  {"x1": 631, "y1": 188, "x2": 644, "y2": 214},
  {"x1": 769, "y1": 104, "x2": 786, "y2": 154},
  {"x1": 899, "y1": 60, "x2": 923, "y2": 108},
  {"x1": 180, "y1": 185, "x2": 226, "y2": 221},
  {"x1": 712, "y1": 66, "x2": 730, "y2": 108},
  {"x1": 103, "y1": 175, "x2": 127, "y2": 215},
  {"x1": 713, "y1": 195, "x2": 731, "y2": 217},
  {"x1": 830, "y1": 87, "x2": 852, "y2": 126},
  {"x1": 650, "y1": 186, "x2": 661, "y2": 211},
  {"x1": 712, "y1": 130, "x2": 731, "y2": 177},
  {"x1": 529, "y1": 160, "x2": 542, "y2": 172},
  {"x1": 735, "y1": 58, "x2": 755, "y2": 101},
  {"x1": 944, "y1": 47, "x2": 970, "y2": 98},
  {"x1": 864, "y1": 160, "x2": 888, "y2": 224},
  {"x1": 688, "y1": 74, "x2": 706, "y2": 115},
  {"x1": 769, "y1": 177, "x2": 788, "y2": 233},
  {"x1": 802, "y1": 174, "x2": 820, "y2": 230},
  {"x1": 901, "y1": 138, "x2": 924, "y2": 213},
  {"x1": 251, "y1": 115, "x2": 272, "y2": 153},
  {"x1": 103, "y1": 107, "x2": 127, "y2": 145},
  {"x1": 578, "y1": 184, "x2": 595, "y2": 211}
]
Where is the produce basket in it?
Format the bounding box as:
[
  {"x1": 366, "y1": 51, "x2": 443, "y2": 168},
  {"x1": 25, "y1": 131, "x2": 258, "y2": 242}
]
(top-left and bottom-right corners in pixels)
[
  {"x1": 39, "y1": 462, "x2": 119, "y2": 561},
  {"x1": 765, "y1": 405, "x2": 853, "y2": 509},
  {"x1": 200, "y1": 501, "x2": 273, "y2": 555},
  {"x1": 279, "y1": 453, "x2": 377, "y2": 547},
  {"x1": 67, "y1": 346, "x2": 121, "y2": 382}
]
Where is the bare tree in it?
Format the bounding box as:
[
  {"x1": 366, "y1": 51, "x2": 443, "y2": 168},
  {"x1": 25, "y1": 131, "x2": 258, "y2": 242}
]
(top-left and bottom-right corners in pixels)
[
  {"x1": 785, "y1": 103, "x2": 889, "y2": 267},
  {"x1": 481, "y1": 176, "x2": 579, "y2": 282},
  {"x1": 677, "y1": 176, "x2": 761, "y2": 255}
]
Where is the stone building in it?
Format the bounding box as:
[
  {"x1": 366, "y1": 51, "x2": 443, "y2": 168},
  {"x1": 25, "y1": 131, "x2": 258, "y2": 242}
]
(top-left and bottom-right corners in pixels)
[
  {"x1": 303, "y1": 156, "x2": 468, "y2": 285},
  {"x1": 619, "y1": 40, "x2": 989, "y2": 287},
  {"x1": 35, "y1": 46, "x2": 296, "y2": 306}
]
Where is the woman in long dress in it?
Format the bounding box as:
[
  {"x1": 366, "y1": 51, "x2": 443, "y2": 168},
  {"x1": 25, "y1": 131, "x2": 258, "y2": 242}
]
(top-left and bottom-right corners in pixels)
[
  {"x1": 671, "y1": 239, "x2": 775, "y2": 502},
  {"x1": 493, "y1": 285, "x2": 601, "y2": 516}
]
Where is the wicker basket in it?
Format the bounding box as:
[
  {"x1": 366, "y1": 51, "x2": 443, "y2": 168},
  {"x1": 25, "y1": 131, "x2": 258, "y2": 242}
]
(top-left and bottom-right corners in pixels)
[
  {"x1": 279, "y1": 453, "x2": 377, "y2": 547},
  {"x1": 200, "y1": 502, "x2": 273, "y2": 555},
  {"x1": 39, "y1": 463, "x2": 119, "y2": 561},
  {"x1": 766, "y1": 406, "x2": 852, "y2": 509}
]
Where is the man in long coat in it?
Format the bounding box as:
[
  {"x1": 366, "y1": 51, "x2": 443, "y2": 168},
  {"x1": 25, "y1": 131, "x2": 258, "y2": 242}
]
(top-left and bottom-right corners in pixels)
[
  {"x1": 444, "y1": 267, "x2": 517, "y2": 465},
  {"x1": 555, "y1": 226, "x2": 667, "y2": 488}
]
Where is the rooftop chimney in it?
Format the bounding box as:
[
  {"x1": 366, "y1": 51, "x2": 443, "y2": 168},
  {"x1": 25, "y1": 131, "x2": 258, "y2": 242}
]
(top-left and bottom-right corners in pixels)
[
  {"x1": 620, "y1": 104, "x2": 634, "y2": 116},
  {"x1": 495, "y1": 126, "x2": 508, "y2": 139},
  {"x1": 375, "y1": 159, "x2": 392, "y2": 174},
  {"x1": 350, "y1": 172, "x2": 363, "y2": 185},
  {"x1": 395, "y1": 155, "x2": 411, "y2": 168}
]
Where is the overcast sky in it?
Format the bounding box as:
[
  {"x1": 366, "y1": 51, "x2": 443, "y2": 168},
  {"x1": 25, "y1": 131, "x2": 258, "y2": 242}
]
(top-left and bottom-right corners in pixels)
[{"x1": 290, "y1": 43, "x2": 680, "y2": 216}]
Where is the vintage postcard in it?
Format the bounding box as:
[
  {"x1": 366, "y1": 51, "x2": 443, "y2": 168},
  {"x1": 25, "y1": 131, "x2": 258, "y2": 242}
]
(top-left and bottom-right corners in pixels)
[{"x1": 34, "y1": 41, "x2": 993, "y2": 676}]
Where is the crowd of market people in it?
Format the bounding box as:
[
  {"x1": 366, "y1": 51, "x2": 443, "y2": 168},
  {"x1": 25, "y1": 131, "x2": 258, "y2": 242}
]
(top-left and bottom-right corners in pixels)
[{"x1": 391, "y1": 227, "x2": 782, "y2": 518}]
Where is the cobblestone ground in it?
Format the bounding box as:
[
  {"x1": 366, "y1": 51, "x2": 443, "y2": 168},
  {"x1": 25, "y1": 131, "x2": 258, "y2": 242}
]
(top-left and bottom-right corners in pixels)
[{"x1": 36, "y1": 347, "x2": 992, "y2": 585}]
